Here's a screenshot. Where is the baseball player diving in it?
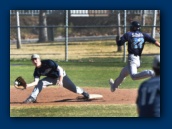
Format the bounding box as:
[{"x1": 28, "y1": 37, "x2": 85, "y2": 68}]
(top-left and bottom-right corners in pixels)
[
  {"x1": 23, "y1": 54, "x2": 90, "y2": 103},
  {"x1": 109, "y1": 21, "x2": 160, "y2": 92}
]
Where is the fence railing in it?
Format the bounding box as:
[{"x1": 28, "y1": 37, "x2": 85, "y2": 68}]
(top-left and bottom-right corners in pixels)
[
  {"x1": 10, "y1": 10, "x2": 160, "y2": 62},
  {"x1": 10, "y1": 10, "x2": 55, "y2": 16},
  {"x1": 10, "y1": 10, "x2": 157, "y2": 16}
]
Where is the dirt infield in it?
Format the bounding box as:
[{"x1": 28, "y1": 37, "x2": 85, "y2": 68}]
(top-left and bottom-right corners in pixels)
[{"x1": 10, "y1": 87, "x2": 138, "y2": 107}]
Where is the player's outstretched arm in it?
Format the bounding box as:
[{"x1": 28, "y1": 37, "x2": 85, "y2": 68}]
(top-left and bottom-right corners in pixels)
[
  {"x1": 26, "y1": 78, "x2": 39, "y2": 88},
  {"x1": 155, "y1": 41, "x2": 160, "y2": 47}
]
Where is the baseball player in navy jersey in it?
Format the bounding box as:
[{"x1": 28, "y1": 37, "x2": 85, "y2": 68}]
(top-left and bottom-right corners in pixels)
[
  {"x1": 23, "y1": 54, "x2": 89, "y2": 103},
  {"x1": 109, "y1": 21, "x2": 160, "y2": 92},
  {"x1": 136, "y1": 55, "x2": 160, "y2": 117}
]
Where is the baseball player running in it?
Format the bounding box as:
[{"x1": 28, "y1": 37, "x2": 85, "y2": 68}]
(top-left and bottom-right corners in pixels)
[
  {"x1": 23, "y1": 54, "x2": 90, "y2": 103},
  {"x1": 109, "y1": 21, "x2": 160, "y2": 92}
]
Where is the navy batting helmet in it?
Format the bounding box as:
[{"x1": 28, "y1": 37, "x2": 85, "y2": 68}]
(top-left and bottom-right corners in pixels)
[{"x1": 130, "y1": 21, "x2": 141, "y2": 31}]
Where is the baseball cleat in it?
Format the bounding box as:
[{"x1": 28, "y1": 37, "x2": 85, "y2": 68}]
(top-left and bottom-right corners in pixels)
[
  {"x1": 23, "y1": 96, "x2": 36, "y2": 104},
  {"x1": 82, "y1": 91, "x2": 90, "y2": 99},
  {"x1": 109, "y1": 78, "x2": 116, "y2": 92}
]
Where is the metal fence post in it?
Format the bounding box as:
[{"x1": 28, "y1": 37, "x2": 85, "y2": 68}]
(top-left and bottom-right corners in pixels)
[
  {"x1": 117, "y1": 10, "x2": 122, "y2": 52},
  {"x1": 123, "y1": 10, "x2": 127, "y2": 62},
  {"x1": 16, "y1": 10, "x2": 21, "y2": 49},
  {"x1": 65, "y1": 10, "x2": 69, "y2": 62},
  {"x1": 152, "y1": 10, "x2": 157, "y2": 38}
]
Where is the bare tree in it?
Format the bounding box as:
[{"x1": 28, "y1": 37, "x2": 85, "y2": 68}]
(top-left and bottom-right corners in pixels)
[{"x1": 38, "y1": 10, "x2": 48, "y2": 42}]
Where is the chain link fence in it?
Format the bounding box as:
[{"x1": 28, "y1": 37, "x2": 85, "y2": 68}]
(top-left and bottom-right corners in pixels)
[{"x1": 10, "y1": 10, "x2": 160, "y2": 62}]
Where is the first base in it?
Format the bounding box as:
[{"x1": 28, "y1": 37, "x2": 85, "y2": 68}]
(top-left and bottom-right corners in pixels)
[{"x1": 89, "y1": 94, "x2": 103, "y2": 99}]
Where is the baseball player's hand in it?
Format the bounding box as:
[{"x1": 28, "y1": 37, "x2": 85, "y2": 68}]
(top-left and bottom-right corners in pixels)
[
  {"x1": 155, "y1": 41, "x2": 160, "y2": 47},
  {"x1": 57, "y1": 80, "x2": 63, "y2": 87}
]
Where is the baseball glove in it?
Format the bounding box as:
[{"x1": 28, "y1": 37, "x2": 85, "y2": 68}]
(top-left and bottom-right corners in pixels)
[{"x1": 14, "y1": 76, "x2": 27, "y2": 90}]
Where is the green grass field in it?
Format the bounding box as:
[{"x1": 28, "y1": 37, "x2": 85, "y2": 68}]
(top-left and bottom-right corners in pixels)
[
  {"x1": 10, "y1": 41, "x2": 160, "y2": 117},
  {"x1": 10, "y1": 104, "x2": 137, "y2": 117},
  {"x1": 10, "y1": 59, "x2": 153, "y2": 88}
]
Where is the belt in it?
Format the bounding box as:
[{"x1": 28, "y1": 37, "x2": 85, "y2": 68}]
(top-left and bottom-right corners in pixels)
[{"x1": 129, "y1": 54, "x2": 139, "y2": 57}]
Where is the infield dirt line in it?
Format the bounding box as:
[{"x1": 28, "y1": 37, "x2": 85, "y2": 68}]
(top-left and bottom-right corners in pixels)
[{"x1": 10, "y1": 87, "x2": 138, "y2": 107}]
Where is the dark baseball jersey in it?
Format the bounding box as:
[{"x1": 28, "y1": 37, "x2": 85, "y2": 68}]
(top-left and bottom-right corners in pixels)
[
  {"x1": 136, "y1": 76, "x2": 160, "y2": 117},
  {"x1": 117, "y1": 31, "x2": 156, "y2": 56},
  {"x1": 33, "y1": 60, "x2": 59, "y2": 78}
]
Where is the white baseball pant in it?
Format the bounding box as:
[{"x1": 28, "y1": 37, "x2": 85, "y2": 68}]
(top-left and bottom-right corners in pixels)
[
  {"x1": 113, "y1": 54, "x2": 155, "y2": 88},
  {"x1": 30, "y1": 75, "x2": 84, "y2": 100}
]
